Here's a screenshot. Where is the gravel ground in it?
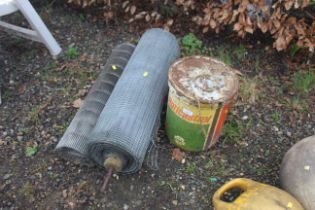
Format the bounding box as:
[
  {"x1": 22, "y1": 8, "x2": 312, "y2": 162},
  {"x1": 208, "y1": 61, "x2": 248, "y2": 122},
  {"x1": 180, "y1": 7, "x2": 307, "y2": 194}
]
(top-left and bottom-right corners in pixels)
[{"x1": 0, "y1": 2, "x2": 314, "y2": 210}]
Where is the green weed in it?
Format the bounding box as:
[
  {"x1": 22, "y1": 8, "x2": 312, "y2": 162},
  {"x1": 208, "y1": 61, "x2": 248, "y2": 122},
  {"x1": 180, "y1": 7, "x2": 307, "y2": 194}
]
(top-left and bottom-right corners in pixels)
[
  {"x1": 234, "y1": 44, "x2": 246, "y2": 61},
  {"x1": 22, "y1": 49, "x2": 38, "y2": 59},
  {"x1": 254, "y1": 55, "x2": 262, "y2": 73},
  {"x1": 293, "y1": 70, "x2": 315, "y2": 95},
  {"x1": 161, "y1": 4, "x2": 177, "y2": 18},
  {"x1": 44, "y1": 62, "x2": 57, "y2": 70},
  {"x1": 239, "y1": 77, "x2": 260, "y2": 104},
  {"x1": 271, "y1": 111, "x2": 281, "y2": 123},
  {"x1": 289, "y1": 43, "x2": 303, "y2": 58},
  {"x1": 205, "y1": 159, "x2": 214, "y2": 170},
  {"x1": 19, "y1": 182, "x2": 35, "y2": 200},
  {"x1": 210, "y1": 161, "x2": 227, "y2": 177},
  {"x1": 79, "y1": 13, "x2": 85, "y2": 21},
  {"x1": 66, "y1": 46, "x2": 79, "y2": 59},
  {"x1": 39, "y1": 62, "x2": 58, "y2": 81},
  {"x1": 77, "y1": 70, "x2": 96, "y2": 86},
  {"x1": 222, "y1": 117, "x2": 243, "y2": 140},
  {"x1": 53, "y1": 123, "x2": 67, "y2": 134},
  {"x1": 20, "y1": 127, "x2": 31, "y2": 134},
  {"x1": 264, "y1": 149, "x2": 270, "y2": 157},
  {"x1": 255, "y1": 167, "x2": 268, "y2": 176},
  {"x1": 27, "y1": 106, "x2": 40, "y2": 125},
  {"x1": 13, "y1": 36, "x2": 25, "y2": 45},
  {"x1": 217, "y1": 46, "x2": 232, "y2": 66},
  {"x1": 181, "y1": 33, "x2": 203, "y2": 56},
  {"x1": 2, "y1": 90, "x2": 12, "y2": 100},
  {"x1": 184, "y1": 162, "x2": 197, "y2": 174},
  {"x1": 88, "y1": 204, "x2": 98, "y2": 210},
  {"x1": 25, "y1": 145, "x2": 38, "y2": 157},
  {"x1": 288, "y1": 97, "x2": 309, "y2": 112},
  {"x1": 57, "y1": 85, "x2": 72, "y2": 97}
]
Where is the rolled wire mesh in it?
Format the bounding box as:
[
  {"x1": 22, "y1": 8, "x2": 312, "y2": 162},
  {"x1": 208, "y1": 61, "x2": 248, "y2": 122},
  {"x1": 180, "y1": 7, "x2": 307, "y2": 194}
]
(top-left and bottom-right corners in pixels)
[
  {"x1": 55, "y1": 43, "x2": 135, "y2": 165},
  {"x1": 88, "y1": 28, "x2": 180, "y2": 174}
]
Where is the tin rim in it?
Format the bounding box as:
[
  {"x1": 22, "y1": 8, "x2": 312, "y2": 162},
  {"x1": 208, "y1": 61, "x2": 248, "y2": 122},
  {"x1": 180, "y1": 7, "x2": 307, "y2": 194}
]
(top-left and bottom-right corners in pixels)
[{"x1": 168, "y1": 56, "x2": 239, "y2": 104}]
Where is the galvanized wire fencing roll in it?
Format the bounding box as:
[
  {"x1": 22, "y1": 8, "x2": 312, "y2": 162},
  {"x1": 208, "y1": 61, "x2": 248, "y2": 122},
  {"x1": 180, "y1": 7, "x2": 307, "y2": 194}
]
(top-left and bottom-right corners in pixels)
[
  {"x1": 55, "y1": 43, "x2": 135, "y2": 165},
  {"x1": 88, "y1": 28, "x2": 180, "y2": 174}
]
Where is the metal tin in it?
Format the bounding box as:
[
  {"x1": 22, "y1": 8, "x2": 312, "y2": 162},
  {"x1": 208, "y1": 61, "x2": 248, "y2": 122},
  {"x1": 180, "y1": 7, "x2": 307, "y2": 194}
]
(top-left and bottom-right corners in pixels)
[{"x1": 166, "y1": 56, "x2": 239, "y2": 151}]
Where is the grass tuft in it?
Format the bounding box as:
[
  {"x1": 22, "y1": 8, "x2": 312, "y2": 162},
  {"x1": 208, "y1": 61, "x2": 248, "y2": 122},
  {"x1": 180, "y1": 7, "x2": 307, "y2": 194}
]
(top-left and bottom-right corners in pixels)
[
  {"x1": 239, "y1": 77, "x2": 260, "y2": 104},
  {"x1": 293, "y1": 70, "x2": 315, "y2": 95}
]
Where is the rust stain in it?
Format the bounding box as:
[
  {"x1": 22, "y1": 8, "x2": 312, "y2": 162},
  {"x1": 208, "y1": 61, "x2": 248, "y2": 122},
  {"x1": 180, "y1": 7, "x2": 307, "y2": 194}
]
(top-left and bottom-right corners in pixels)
[{"x1": 169, "y1": 56, "x2": 239, "y2": 104}]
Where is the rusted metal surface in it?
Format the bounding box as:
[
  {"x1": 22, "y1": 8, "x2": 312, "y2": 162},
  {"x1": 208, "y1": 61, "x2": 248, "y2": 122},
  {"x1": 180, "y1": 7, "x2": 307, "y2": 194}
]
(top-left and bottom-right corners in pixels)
[
  {"x1": 166, "y1": 56, "x2": 240, "y2": 151},
  {"x1": 168, "y1": 56, "x2": 239, "y2": 104}
]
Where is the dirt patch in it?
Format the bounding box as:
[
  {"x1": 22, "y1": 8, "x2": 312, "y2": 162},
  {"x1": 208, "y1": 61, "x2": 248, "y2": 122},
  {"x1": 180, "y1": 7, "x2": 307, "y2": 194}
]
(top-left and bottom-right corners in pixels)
[{"x1": 1, "y1": 2, "x2": 314, "y2": 210}]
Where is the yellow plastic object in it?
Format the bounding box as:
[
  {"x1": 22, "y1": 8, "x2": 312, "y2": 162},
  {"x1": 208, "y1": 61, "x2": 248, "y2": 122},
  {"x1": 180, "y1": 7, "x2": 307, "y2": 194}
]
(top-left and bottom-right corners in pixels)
[{"x1": 213, "y1": 178, "x2": 304, "y2": 210}]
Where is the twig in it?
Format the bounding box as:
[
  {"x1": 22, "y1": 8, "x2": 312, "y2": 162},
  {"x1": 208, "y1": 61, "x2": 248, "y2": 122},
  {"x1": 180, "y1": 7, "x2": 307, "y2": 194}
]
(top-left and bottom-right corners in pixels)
[
  {"x1": 101, "y1": 167, "x2": 113, "y2": 192},
  {"x1": 306, "y1": 11, "x2": 315, "y2": 20}
]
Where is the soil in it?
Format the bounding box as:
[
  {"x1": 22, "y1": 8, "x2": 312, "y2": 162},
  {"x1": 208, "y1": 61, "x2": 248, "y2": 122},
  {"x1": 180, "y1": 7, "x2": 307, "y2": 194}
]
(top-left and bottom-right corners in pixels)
[{"x1": 0, "y1": 2, "x2": 314, "y2": 210}]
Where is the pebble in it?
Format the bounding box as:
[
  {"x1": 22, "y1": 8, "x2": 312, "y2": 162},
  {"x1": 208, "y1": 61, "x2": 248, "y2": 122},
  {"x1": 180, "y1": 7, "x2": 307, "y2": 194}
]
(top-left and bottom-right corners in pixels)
[
  {"x1": 17, "y1": 136, "x2": 23, "y2": 141},
  {"x1": 3, "y1": 131, "x2": 8, "y2": 137},
  {"x1": 134, "y1": 200, "x2": 142, "y2": 206},
  {"x1": 51, "y1": 137, "x2": 58, "y2": 142},
  {"x1": 172, "y1": 200, "x2": 178, "y2": 206},
  {"x1": 286, "y1": 131, "x2": 292, "y2": 137},
  {"x1": 5, "y1": 136, "x2": 12, "y2": 141},
  {"x1": 123, "y1": 204, "x2": 129, "y2": 210},
  {"x1": 113, "y1": 174, "x2": 119, "y2": 180},
  {"x1": 3, "y1": 174, "x2": 12, "y2": 180},
  {"x1": 242, "y1": 115, "x2": 248, "y2": 120},
  {"x1": 273, "y1": 126, "x2": 279, "y2": 132}
]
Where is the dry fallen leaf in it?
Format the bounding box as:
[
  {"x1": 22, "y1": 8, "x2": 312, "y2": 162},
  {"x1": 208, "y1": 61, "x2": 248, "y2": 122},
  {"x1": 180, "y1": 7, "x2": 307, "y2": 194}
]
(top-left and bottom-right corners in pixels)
[
  {"x1": 122, "y1": 1, "x2": 129, "y2": 9},
  {"x1": 18, "y1": 84, "x2": 26, "y2": 95},
  {"x1": 130, "y1": 5, "x2": 136, "y2": 15},
  {"x1": 172, "y1": 148, "x2": 185, "y2": 162},
  {"x1": 75, "y1": 89, "x2": 88, "y2": 97},
  {"x1": 72, "y1": 98, "x2": 83, "y2": 108}
]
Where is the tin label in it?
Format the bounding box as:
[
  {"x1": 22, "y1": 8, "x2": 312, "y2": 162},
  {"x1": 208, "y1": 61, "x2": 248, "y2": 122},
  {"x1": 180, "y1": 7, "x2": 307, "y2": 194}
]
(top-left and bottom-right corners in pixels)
[
  {"x1": 166, "y1": 86, "x2": 231, "y2": 151},
  {"x1": 168, "y1": 89, "x2": 217, "y2": 125}
]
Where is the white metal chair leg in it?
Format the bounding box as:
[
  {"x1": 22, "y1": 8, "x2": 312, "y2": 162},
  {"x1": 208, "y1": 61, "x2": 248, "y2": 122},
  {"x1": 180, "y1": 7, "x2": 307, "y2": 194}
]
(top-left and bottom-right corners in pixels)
[{"x1": 15, "y1": 0, "x2": 62, "y2": 58}]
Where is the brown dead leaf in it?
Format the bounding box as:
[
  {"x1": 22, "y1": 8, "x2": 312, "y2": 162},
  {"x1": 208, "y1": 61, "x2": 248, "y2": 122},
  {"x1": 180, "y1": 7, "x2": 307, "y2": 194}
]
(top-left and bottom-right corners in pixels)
[
  {"x1": 302, "y1": 0, "x2": 310, "y2": 7},
  {"x1": 18, "y1": 84, "x2": 26, "y2": 95},
  {"x1": 75, "y1": 89, "x2": 88, "y2": 97},
  {"x1": 164, "y1": 25, "x2": 170, "y2": 32},
  {"x1": 245, "y1": 26, "x2": 254, "y2": 33},
  {"x1": 145, "y1": 14, "x2": 151, "y2": 22},
  {"x1": 130, "y1": 5, "x2": 136, "y2": 15},
  {"x1": 167, "y1": 19, "x2": 174, "y2": 26},
  {"x1": 72, "y1": 98, "x2": 83, "y2": 109},
  {"x1": 172, "y1": 148, "x2": 185, "y2": 162},
  {"x1": 135, "y1": 11, "x2": 147, "y2": 20},
  {"x1": 122, "y1": 1, "x2": 129, "y2": 9},
  {"x1": 284, "y1": 0, "x2": 293, "y2": 10},
  {"x1": 210, "y1": 19, "x2": 217, "y2": 29},
  {"x1": 203, "y1": 26, "x2": 209, "y2": 33},
  {"x1": 233, "y1": 22, "x2": 243, "y2": 31}
]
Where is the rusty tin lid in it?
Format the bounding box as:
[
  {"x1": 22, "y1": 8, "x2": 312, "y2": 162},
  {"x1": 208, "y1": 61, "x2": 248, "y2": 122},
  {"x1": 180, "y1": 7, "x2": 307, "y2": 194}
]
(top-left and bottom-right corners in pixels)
[{"x1": 169, "y1": 56, "x2": 239, "y2": 104}]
